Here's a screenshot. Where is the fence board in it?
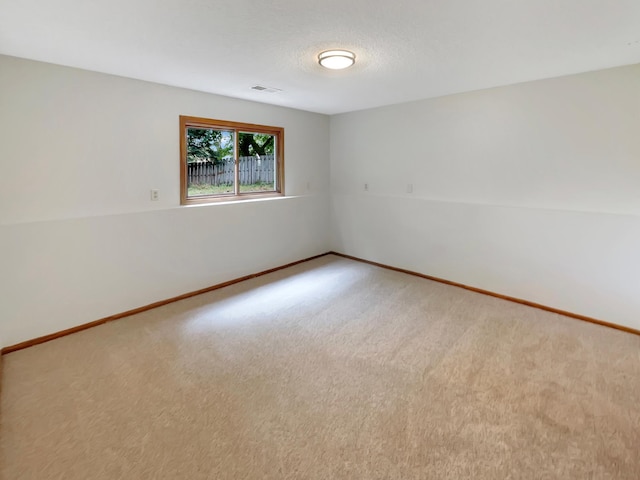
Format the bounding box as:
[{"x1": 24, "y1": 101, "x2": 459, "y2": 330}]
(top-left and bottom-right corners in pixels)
[{"x1": 187, "y1": 155, "x2": 275, "y2": 187}]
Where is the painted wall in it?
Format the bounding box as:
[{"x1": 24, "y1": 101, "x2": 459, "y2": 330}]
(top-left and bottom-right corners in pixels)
[
  {"x1": 330, "y1": 64, "x2": 640, "y2": 330},
  {"x1": 2, "y1": 55, "x2": 639, "y2": 348},
  {"x1": 0, "y1": 55, "x2": 331, "y2": 347}
]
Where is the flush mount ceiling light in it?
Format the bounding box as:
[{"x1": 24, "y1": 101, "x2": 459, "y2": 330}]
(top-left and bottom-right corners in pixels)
[{"x1": 318, "y1": 50, "x2": 356, "y2": 70}]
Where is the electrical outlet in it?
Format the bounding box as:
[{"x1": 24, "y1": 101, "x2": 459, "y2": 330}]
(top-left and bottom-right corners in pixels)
[{"x1": 150, "y1": 189, "x2": 159, "y2": 201}]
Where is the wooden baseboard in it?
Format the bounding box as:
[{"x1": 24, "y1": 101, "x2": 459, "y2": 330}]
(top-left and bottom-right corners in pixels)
[
  {"x1": 329, "y1": 251, "x2": 640, "y2": 337},
  {"x1": 3, "y1": 250, "x2": 637, "y2": 355},
  {"x1": 1, "y1": 252, "x2": 331, "y2": 355}
]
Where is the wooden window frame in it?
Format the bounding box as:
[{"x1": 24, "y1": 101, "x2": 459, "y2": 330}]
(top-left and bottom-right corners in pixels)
[{"x1": 180, "y1": 115, "x2": 284, "y2": 205}]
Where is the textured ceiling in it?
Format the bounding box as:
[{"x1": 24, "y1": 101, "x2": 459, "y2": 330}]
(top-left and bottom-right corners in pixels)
[{"x1": 1, "y1": 0, "x2": 640, "y2": 114}]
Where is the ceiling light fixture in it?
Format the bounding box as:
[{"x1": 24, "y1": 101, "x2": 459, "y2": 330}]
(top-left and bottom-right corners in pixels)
[{"x1": 318, "y1": 50, "x2": 356, "y2": 70}]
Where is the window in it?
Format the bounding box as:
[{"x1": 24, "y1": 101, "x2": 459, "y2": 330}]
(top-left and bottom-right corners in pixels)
[{"x1": 180, "y1": 116, "x2": 284, "y2": 204}]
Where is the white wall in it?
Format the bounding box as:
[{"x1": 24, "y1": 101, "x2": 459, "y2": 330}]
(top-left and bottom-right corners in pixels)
[
  {"x1": 0, "y1": 55, "x2": 331, "y2": 347},
  {"x1": 330, "y1": 64, "x2": 640, "y2": 330},
  {"x1": 2, "y1": 55, "x2": 639, "y2": 348}
]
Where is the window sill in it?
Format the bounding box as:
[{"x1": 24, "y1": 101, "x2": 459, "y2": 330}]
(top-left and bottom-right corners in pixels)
[
  {"x1": 181, "y1": 192, "x2": 285, "y2": 206},
  {"x1": 180, "y1": 193, "x2": 292, "y2": 207}
]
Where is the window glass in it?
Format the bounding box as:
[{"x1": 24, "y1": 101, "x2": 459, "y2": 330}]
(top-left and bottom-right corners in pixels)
[{"x1": 180, "y1": 116, "x2": 284, "y2": 205}]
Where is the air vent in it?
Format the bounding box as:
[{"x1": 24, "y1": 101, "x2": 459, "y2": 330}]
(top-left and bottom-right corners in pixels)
[{"x1": 251, "y1": 85, "x2": 282, "y2": 93}]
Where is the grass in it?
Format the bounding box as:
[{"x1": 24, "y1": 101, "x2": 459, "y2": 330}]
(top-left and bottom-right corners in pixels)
[{"x1": 188, "y1": 183, "x2": 275, "y2": 196}]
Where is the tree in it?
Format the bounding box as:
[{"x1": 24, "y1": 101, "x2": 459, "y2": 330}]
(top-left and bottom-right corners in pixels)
[
  {"x1": 186, "y1": 128, "x2": 232, "y2": 164},
  {"x1": 238, "y1": 133, "x2": 274, "y2": 156},
  {"x1": 187, "y1": 128, "x2": 274, "y2": 163}
]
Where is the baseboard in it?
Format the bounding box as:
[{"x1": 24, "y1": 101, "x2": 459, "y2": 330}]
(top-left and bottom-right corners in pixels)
[
  {"x1": 1, "y1": 252, "x2": 331, "y2": 355},
  {"x1": 329, "y1": 251, "x2": 640, "y2": 337},
  {"x1": 3, "y1": 250, "x2": 638, "y2": 355}
]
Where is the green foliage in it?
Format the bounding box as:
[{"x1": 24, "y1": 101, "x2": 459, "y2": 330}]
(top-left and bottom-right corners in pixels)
[
  {"x1": 187, "y1": 128, "x2": 275, "y2": 164},
  {"x1": 238, "y1": 132, "x2": 274, "y2": 156},
  {"x1": 187, "y1": 128, "x2": 233, "y2": 164}
]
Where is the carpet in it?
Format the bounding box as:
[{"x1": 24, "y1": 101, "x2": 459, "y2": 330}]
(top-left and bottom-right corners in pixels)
[{"x1": 2, "y1": 255, "x2": 639, "y2": 479}]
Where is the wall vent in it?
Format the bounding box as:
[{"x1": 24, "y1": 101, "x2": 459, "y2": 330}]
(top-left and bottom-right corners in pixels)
[{"x1": 251, "y1": 85, "x2": 282, "y2": 93}]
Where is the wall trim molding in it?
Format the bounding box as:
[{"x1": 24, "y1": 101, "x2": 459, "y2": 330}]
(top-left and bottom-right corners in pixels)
[
  {"x1": 329, "y1": 251, "x2": 640, "y2": 337},
  {"x1": 3, "y1": 250, "x2": 638, "y2": 355},
  {"x1": 1, "y1": 252, "x2": 331, "y2": 355}
]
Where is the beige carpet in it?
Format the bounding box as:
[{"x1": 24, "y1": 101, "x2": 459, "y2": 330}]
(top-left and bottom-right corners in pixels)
[{"x1": 2, "y1": 254, "x2": 640, "y2": 479}]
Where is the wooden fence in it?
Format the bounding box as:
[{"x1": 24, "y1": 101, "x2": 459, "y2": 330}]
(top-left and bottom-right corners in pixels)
[{"x1": 187, "y1": 155, "x2": 275, "y2": 186}]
